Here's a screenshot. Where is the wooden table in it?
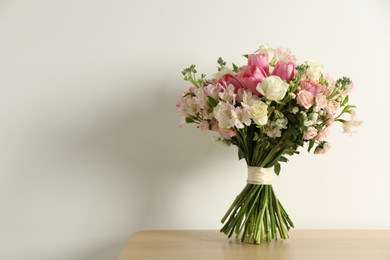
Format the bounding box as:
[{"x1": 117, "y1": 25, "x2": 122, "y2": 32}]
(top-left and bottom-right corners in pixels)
[{"x1": 118, "y1": 230, "x2": 390, "y2": 260}]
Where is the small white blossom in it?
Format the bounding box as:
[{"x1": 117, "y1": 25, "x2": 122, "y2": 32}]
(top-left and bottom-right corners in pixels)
[{"x1": 290, "y1": 107, "x2": 299, "y2": 114}]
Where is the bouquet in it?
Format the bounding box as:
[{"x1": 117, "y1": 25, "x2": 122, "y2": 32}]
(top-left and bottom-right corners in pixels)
[{"x1": 176, "y1": 44, "x2": 361, "y2": 244}]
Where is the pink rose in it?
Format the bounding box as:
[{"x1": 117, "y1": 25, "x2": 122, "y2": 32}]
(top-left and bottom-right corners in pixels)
[
  {"x1": 218, "y1": 73, "x2": 243, "y2": 92},
  {"x1": 300, "y1": 80, "x2": 325, "y2": 95},
  {"x1": 325, "y1": 100, "x2": 340, "y2": 115},
  {"x1": 303, "y1": 126, "x2": 318, "y2": 140},
  {"x1": 248, "y1": 54, "x2": 269, "y2": 74},
  {"x1": 273, "y1": 61, "x2": 295, "y2": 82},
  {"x1": 314, "y1": 142, "x2": 331, "y2": 154},
  {"x1": 237, "y1": 65, "x2": 266, "y2": 95},
  {"x1": 296, "y1": 90, "x2": 314, "y2": 109},
  {"x1": 315, "y1": 94, "x2": 327, "y2": 109},
  {"x1": 316, "y1": 126, "x2": 330, "y2": 141}
]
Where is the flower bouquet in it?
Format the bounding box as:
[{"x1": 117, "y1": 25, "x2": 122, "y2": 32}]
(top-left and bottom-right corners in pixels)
[{"x1": 176, "y1": 44, "x2": 361, "y2": 244}]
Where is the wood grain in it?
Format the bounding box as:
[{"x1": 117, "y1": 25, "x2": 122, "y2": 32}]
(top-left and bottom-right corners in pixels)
[{"x1": 118, "y1": 230, "x2": 390, "y2": 260}]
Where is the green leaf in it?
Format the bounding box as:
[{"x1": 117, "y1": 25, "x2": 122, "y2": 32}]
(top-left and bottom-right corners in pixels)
[
  {"x1": 341, "y1": 95, "x2": 349, "y2": 106},
  {"x1": 274, "y1": 163, "x2": 281, "y2": 176},
  {"x1": 232, "y1": 63, "x2": 238, "y2": 72},
  {"x1": 307, "y1": 139, "x2": 315, "y2": 152},
  {"x1": 238, "y1": 149, "x2": 246, "y2": 160},
  {"x1": 185, "y1": 117, "x2": 195, "y2": 124},
  {"x1": 207, "y1": 96, "x2": 218, "y2": 108},
  {"x1": 279, "y1": 156, "x2": 288, "y2": 163}
]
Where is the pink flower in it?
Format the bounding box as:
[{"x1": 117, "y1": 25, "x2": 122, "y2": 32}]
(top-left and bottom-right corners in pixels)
[
  {"x1": 303, "y1": 126, "x2": 318, "y2": 140},
  {"x1": 296, "y1": 90, "x2": 314, "y2": 109},
  {"x1": 343, "y1": 111, "x2": 362, "y2": 134},
  {"x1": 248, "y1": 54, "x2": 269, "y2": 74},
  {"x1": 316, "y1": 126, "x2": 330, "y2": 141},
  {"x1": 218, "y1": 73, "x2": 243, "y2": 92},
  {"x1": 342, "y1": 83, "x2": 354, "y2": 95},
  {"x1": 326, "y1": 113, "x2": 335, "y2": 127},
  {"x1": 204, "y1": 83, "x2": 223, "y2": 101},
  {"x1": 325, "y1": 100, "x2": 340, "y2": 115},
  {"x1": 176, "y1": 95, "x2": 199, "y2": 117},
  {"x1": 237, "y1": 65, "x2": 266, "y2": 95},
  {"x1": 314, "y1": 142, "x2": 331, "y2": 154},
  {"x1": 300, "y1": 80, "x2": 325, "y2": 95},
  {"x1": 219, "y1": 128, "x2": 236, "y2": 140},
  {"x1": 198, "y1": 120, "x2": 209, "y2": 131},
  {"x1": 273, "y1": 61, "x2": 295, "y2": 82},
  {"x1": 315, "y1": 94, "x2": 327, "y2": 109}
]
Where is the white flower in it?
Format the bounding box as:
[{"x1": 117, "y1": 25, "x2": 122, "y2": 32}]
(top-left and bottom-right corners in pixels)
[
  {"x1": 212, "y1": 67, "x2": 233, "y2": 81},
  {"x1": 266, "y1": 125, "x2": 282, "y2": 138},
  {"x1": 290, "y1": 107, "x2": 299, "y2": 114},
  {"x1": 305, "y1": 60, "x2": 323, "y2": 81},
  {"x1": 274, "y1": 117, "x2": 288, "y2": 129},
  {"x1": 235, "y1": 107, "x2": 251, "y2": 128},
  {"x1": 257, "y1": 75, "x2": 289, "y2": 101},
  {"x1": 266, "y1": 117, "x2": 288, "y2": 138},
  {"x1": 249, "y1": 101, "x2": 268, "y2": 126},
  {"x1": 308, "y1": 113, "x2": 319, "y2": 124},
  {"x1": 241, "y1": 90, "x2": 260, "y2": 108},
  {"x1": 343, "y1": 111, "x2": 362, "y2": 134},
  {"x1": 218, "y1": 84, "x2": 236, "y2": 104},
  {"x1": 257, "y1": 43, "x2": 277, "y2": 64},
  {"x1": 214, "y1": 102, "x2": 235, "y2": 129}
]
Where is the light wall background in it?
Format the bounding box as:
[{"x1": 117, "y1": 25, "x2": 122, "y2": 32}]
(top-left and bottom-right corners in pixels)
[{"x1": 0, "y1": 0, "x2": 389, "y2": 259}]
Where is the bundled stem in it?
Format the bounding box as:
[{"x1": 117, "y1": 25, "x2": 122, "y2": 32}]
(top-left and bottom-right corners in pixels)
[{"x1": 220, "y1": 184, "x2": 294, "y2": 244}]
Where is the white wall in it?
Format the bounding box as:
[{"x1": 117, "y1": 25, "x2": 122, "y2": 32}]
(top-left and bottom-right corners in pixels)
[{"x1": 0, "y1": 0, "x2": 389, "y2": 259}]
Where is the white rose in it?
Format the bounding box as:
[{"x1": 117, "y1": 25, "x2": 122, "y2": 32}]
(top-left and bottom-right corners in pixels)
[
  {"x1": 305, "y1": 60, "x2": 323, "y2": 81},
  {"x1": 257, "y1": 76, "x2": 289, "y2": 101},
  {"x1": 249, "y1": 101, "x2": 268, "y2": 126}
]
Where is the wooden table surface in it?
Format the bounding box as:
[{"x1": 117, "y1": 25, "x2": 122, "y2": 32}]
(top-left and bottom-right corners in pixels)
[{"x1": 118, "y1": 230, "x2": 390, "y2": 260}]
